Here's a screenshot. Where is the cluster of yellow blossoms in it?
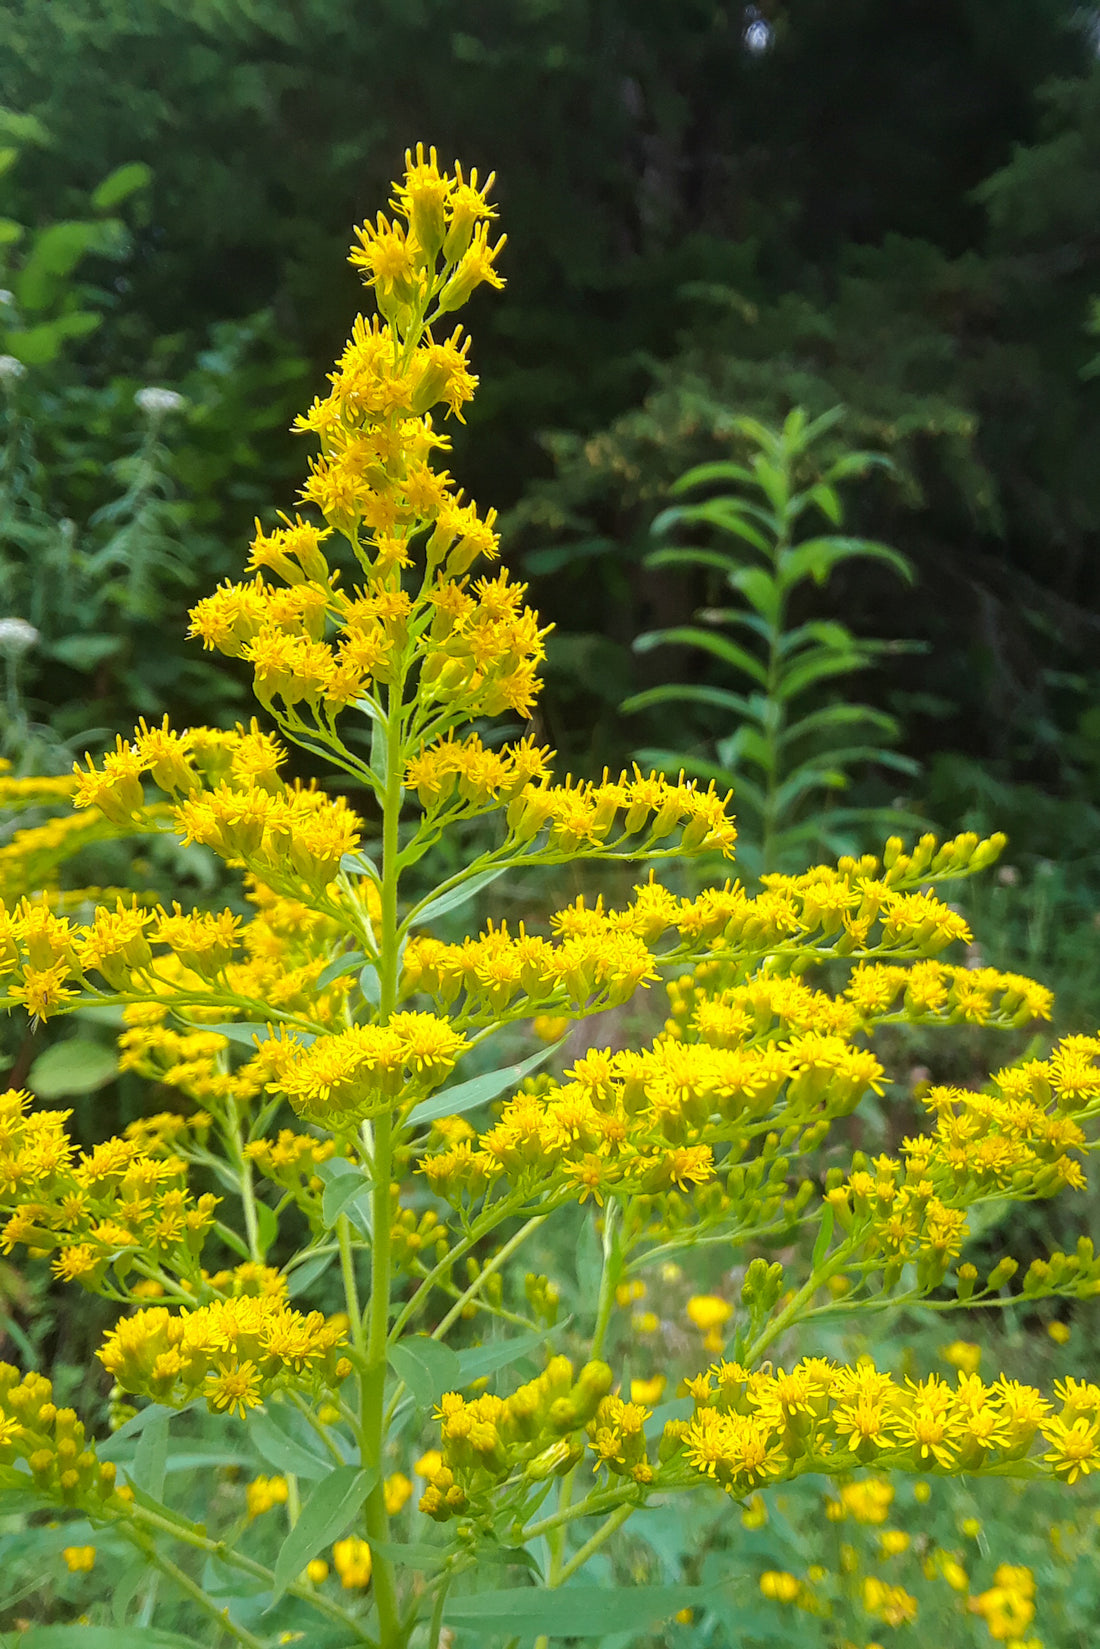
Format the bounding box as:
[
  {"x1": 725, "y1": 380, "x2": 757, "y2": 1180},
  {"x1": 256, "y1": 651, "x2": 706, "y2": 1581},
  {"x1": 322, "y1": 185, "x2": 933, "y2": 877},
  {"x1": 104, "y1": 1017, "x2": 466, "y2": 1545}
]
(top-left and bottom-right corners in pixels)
[
  {"x1": 420, "y1": 1353, "x2": 1100, "y2": 1526},
  {"x1": 676, "y1": 1356, "x2": 1100, "y2": 1493},
  {"x1": 0, "y1": 1088, "x2": 217, "y2": 1288},
  {"x1": 420, "y1": 1355, "x2": 614, "y2": 1519},
  {"x1": 98, "y1": 1295, "x2": 350, "y2": 1414}
]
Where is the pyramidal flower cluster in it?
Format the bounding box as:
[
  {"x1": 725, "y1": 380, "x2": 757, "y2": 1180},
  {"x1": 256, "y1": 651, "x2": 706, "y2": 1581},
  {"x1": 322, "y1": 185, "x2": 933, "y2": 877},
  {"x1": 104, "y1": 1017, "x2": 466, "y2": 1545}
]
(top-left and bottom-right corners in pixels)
[{"x1": 0, "y1": 149, "x2": 1096, "y2": 1647}]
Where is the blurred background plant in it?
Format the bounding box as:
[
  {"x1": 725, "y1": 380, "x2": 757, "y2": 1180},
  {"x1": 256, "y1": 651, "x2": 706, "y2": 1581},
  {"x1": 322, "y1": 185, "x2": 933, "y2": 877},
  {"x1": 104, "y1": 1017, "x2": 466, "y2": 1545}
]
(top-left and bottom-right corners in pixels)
[{"x1": 623, "y1": 408, "x2": 920, "y2": 875}]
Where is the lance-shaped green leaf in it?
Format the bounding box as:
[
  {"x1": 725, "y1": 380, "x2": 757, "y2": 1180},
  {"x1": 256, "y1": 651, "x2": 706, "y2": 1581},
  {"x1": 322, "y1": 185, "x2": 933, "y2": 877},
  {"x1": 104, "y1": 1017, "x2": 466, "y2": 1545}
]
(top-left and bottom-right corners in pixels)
[
  {"x1": 251, "y1": 1403, "x2": 333, "y2": 1481},
  {"x1": 409, "y1": 1036, "x2": 567, "y2": 1125},
  {"x1": 406, "y1": 864, "x2": 508, "y2": 929},
  {"x1": 634, "y1": 625, "x2": 768, "y2": 686},
  {"x1": 271, "y1": 1466, "x2": 374, "y2": 1601},
  {"x1": 17, "y1": 1630, "x2": 199, "y2": 1648},
  {"x1": 316, "y1": 949, "x2": 368, "y2": 989},
  {"x1": 444, "y1": 1583, "x2": 715, "y2": 1636}
]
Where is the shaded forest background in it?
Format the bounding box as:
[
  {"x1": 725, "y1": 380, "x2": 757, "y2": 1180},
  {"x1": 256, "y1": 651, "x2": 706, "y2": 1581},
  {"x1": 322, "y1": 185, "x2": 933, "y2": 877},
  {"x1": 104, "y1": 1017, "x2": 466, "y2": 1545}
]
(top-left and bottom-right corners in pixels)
[{"x1": 3, "y1": 0, "x2": 1100, "y2": 881}]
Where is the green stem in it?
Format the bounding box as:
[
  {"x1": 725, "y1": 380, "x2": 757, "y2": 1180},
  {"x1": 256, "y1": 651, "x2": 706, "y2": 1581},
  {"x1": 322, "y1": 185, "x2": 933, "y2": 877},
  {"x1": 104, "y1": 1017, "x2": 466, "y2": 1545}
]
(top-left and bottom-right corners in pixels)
[
  {"x1": 760, "y1": 525, "x2": 788, "y2": 877},
  {"x1": 590, "y1": 1200, "x2": 622, "y2": 1361},
  {"x1": 429, "y1": 1215, "x2": 546, "y2": 1343},
  {"x1": 122, "y1": 1525, "x2": 266, "y2": 1649},
  {"x1": 387, "y1": 1190, "x2": 530, "y2": 1343},
  {"x1": 121, "y1": 1502, "x2": 375, "y2": 1640},
  {"x1": 357, "y1": 679, "x2": 408, "y2": 1649},
  {"x1": 743, "y1": 1238, "x2": 855, "y2": 1365},
  {"x1": 553, "y1": 1501, "x2": 634, "y2": 1586},
  {"x1": 338, "y1": 1212, "x2": 368, "y2": 1360},
  {"x1": 225, "y1": 1103, "x2": 262, "y2": 1263},
  {"x1": 427, "y1": 1573, "x2": 450, "y2": 1649}
]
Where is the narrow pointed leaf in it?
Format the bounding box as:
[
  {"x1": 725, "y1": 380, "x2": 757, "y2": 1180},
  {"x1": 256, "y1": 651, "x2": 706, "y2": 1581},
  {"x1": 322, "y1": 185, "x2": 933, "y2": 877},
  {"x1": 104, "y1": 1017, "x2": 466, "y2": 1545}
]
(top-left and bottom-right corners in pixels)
[
  {"x1": 18, "y1": 1631, "x2": 199, "y2": 1648},
  {"x1": 668, "y1": 459, "x2": 756, "y2": 493},
  {"x1": 317, "y1": 950, "x2": 367, "y2": 989},
  {"x1": 444, "y1": 1583, "x2": 712, "y2": 1636},
  {"x1": 633, "y1": 626, "x2": 768, "y2": 686},
  {"x1": 777, "y1": 649, "x2": 872, "y2": 701},
  {"x1": 621, "y1": 684, "x2": 755, "y2": 720},
  {"x1": 456, "y1": 1322, "x2": 566, "y2": 1384},
  {"x1": 643, "y1": 546, "x2": 738, "y2": 575},
  {"x1": 251, "y1": 1404, "x2": 332, "y2": 1481},
  {"x1": 409, "y1": 1036, "x2": 567, "y2": 1125},
  {"x1": 812, "y1": 1203, "x2": 835, "y2": 1271},
  {"x1": 321, "y1": 1167, "x2": 373, "y2": 1235},
  {"x1": 271, "y1": 1466, "x2": 374, "y2": 1602},
  {"x1": 407, "y1": 865, "x2": 507, "y2": 928}
]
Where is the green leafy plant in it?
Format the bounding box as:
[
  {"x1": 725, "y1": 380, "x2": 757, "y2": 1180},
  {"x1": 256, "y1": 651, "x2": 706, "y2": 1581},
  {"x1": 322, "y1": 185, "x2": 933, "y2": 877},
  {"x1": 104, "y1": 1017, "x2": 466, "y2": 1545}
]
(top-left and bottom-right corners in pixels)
[{"x1": 625, "y1": 407, "x2": 920, "y2": 874}]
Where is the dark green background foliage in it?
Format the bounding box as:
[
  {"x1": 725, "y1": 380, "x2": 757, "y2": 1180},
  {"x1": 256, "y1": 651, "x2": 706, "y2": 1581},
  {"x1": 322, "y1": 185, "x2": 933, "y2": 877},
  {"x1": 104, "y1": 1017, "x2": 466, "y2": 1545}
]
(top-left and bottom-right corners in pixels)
[{"x1": 0, "y1": 0, "x2": 1099, "y2": 933}]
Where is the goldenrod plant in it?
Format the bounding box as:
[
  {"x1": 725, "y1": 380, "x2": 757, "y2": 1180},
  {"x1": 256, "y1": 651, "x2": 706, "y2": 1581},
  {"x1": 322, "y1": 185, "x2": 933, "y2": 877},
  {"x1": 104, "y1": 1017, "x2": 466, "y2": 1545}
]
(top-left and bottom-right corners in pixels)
[
  {"x1": 626, "y1": 409, "x2": 919, "y2": 874},
  {"x1": 2, "y1": 150, "x2": 1100, "y2": 1648}
]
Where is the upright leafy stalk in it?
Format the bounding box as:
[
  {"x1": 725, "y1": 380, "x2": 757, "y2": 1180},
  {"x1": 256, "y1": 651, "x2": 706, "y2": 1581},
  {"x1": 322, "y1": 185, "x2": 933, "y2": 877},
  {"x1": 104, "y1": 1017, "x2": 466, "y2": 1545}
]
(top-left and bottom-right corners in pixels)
[
  {"x1": 361, "y1": 680, "x2": 407, "y2": 1645},
  {"x1": 627, "y1": 406, "x2": 920, "y2": 873}
]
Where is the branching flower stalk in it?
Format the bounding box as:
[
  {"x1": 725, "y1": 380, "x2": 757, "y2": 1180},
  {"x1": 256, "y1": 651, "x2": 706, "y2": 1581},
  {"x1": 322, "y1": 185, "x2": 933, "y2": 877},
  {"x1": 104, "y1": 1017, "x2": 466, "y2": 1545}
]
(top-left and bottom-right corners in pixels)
[{"x1": 0, "y1": 152, "x2": 1096, "y2": 1646}]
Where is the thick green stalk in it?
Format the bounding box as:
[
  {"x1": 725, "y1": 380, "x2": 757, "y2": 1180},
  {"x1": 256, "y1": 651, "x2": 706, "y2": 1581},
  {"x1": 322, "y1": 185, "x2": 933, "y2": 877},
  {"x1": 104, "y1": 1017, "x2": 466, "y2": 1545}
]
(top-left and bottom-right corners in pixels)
[
  {"x1": 589, "y1": 1200, "x2": 622, "y2": 1361},
  {"x1": 357, "y1": 680, "x2": 408, "y2": 1647}
]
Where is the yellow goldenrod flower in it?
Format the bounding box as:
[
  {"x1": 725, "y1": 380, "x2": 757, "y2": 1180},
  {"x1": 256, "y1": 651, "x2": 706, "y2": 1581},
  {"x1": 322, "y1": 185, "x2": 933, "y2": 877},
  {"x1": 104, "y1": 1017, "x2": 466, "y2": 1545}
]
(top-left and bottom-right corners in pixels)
[
  {"x1": 384, "y1": 1472, "x2": 413, "y2": 1515},
  {"x1": 759, "y1": 1570, "x2": 800, "y2": 1603},
  {"x1": 247, "y1": 1474, "x2": 289, "y2": 1519},
  {"x1": 861, "y1": 1575, "x2": 918, "y2": 1626},
  {"x1": 968, "y1": 1563, "x2": 1036, "y2": 1641},
  {"x1": 306, "y1": 1559, "x2": 329, "y2": 1584},
  {"x1": 1047, "y1": 1320, "x2": 1071, "y2": 1345},
  {"x1": 62, "y1": 1545, "x2": 96, "y2": 1573},
  {"x1": 686, "y1": 1295, "x2": 732, "y2": 1334},
  {"x1": 332, "y1": 1535, "x2": 372, "y2": 1590},
  {"x1": 942, "y1": 1341, "x2": 982, "y2": 1375},
  {"x1": 630, "y1": 1374, "x2": 666, "y2": 1406}
]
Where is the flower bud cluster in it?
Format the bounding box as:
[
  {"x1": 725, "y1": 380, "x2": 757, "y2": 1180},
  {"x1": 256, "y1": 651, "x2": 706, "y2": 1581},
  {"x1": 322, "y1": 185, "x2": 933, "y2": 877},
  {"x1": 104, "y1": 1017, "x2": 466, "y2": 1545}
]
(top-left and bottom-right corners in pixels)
[
  {"x1": 421, "y1": 1355, "x2": 613, "y2": 1519},
  {"x1": 73, "y1": 717, "x2": 359, "y2": 896},
  {"x1": 0, "y1": 1362, "x2": 118, "y2": 1508},
  {"x1": 403, "y1": 916, "x2": 659, "y2": 1028},
  {"x1": 97, "y1": 1296, "x2": 351, "y2": 1415},
  {"x1": 668, "y1": 958, "x2": 1053, "y2": 1044},
  {"x1": 404, "y1": 732, "x2": 551, "y2": 817},
  {"x1": 243, "y1": 1128, "x2": 336, "y2": 1211}
]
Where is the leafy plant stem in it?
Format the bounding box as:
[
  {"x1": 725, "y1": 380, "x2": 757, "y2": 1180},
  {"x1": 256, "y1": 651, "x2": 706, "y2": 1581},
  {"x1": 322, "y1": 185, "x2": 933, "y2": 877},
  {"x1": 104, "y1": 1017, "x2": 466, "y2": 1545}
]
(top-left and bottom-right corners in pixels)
[
  {"x1": 552, "y1": 1500, "x2": 634, "y2": 1587},
  {"x1": 358, "y1": 672, "x2": 407, "y2": 1649},
  {"x1": 122, "y1": 1523, "x2": 266, "y2": 1649},
  {"x1": 121, "y1": 1501, "x2": 375, "y2": 1639},
  {"x1": 225, "y1": 1103, "x2": 262, "y2": 1264},
  {"x1": 590, "y1": 1199, "x2": 622, "y2": 1360},
  {"x1": 760, "y1": 523, "x2": 788, "y2": 874},
  {"x1": 427, "y1": 1572, "x2": 450, "y2": 1649},
  {"x1": 429, "y1": 1214, "x2": 546, "y2": 1343}
]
